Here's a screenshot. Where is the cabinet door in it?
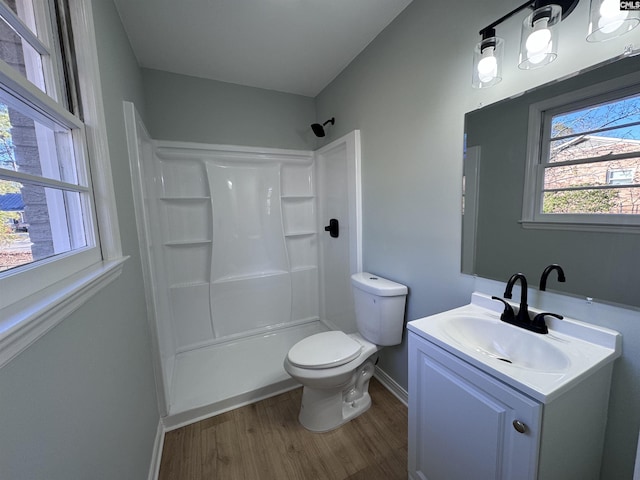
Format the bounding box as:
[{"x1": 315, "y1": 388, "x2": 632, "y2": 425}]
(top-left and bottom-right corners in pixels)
[{"x1": 408, "y1": 333, "x2": 542, "y2": 480}]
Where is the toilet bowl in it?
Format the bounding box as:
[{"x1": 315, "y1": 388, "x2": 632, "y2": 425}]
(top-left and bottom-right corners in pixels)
[
  {"x1": 284, "y1": 331, "x2": 379, "y2": 432},
  {"x1": 283, "y1": 272, "x2": 408, "y2": 432}
]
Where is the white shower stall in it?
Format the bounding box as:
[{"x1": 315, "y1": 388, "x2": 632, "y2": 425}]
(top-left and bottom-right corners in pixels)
[{"x1": 124, "y1": 103, "x2": 362, "y2": 427}]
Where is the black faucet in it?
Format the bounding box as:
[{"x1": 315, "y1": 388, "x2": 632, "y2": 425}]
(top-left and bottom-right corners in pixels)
[
  {"x1": 491, "y1": 273, "x2": 552, "y2": 334},
  {"x1": 504, "y1": 273, "x2": 530, "y2": 326},
  {"x1": 539, "y1": 264, "x2": 566, "y2": 291}
]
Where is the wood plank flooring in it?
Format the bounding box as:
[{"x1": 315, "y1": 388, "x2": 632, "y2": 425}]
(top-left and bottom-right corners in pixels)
[{"x1": 158, "y1": 378, "x2": 408, "y2": 479}]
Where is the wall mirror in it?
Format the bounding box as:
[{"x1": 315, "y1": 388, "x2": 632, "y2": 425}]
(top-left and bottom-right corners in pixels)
[{"x1": 463, "y1": 53, "x2": 640, "y2": 308}]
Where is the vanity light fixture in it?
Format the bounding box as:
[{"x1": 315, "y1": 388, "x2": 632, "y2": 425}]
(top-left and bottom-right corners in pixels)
[
  {"x1": 518, "y1": 3, "x2": 563, "y2": 69},
  {"x1": 472, "y1": 0, "x2": 579, "y2": 87},
  {"x1": 586, "y1": 0, "x2": 640, "y2": 42},
  {"x1": 472, "y1": 28, "x2": 505, "y2": 88}
]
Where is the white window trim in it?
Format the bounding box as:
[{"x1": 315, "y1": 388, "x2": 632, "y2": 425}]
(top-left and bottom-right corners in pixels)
[
  {"x1": 0, "y1": 0, "x2": 126, "y2": 369},
  {"x1": 69, "y1": 0, "x2": 123, "y2": 259},
  {"x1": 522, "y1": 69, "x2": 640, "y2": 234}
]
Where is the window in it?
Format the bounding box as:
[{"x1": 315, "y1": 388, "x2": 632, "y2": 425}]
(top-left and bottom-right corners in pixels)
[
  {"x1": 0, "y1": 0, "x2": 92, "y2": 273},
  {"x1": 606, "y1": 168, "x2": 635, "y2": 185},
  {"x1": 523, "y1": 73, "x2": 640, "y2": 231},
  {"x1": 0, "y1": 0, "x2": 124, "y2": 368}
]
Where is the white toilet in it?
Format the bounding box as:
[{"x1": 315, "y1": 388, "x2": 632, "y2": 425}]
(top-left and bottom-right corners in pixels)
[{"x1": 283, "y1": 272, "x2": 408, "y2": 432}]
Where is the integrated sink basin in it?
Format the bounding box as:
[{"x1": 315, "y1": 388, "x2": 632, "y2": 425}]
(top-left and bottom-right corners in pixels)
[
  {"x1": 408, "y1": 292, "x2": 621, "y2": 402},
  {"x1": 441, "y1": 315, "x2": 570, "y2": 372}
]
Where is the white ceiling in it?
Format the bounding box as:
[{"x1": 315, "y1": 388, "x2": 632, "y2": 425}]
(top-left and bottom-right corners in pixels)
[{"x1": 112, "y1": 0, "x2": 413, "y2": 98}]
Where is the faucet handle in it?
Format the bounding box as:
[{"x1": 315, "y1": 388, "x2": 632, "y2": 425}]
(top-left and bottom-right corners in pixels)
[
  {"x1": 533, "y1": 312, "x2": 563, "y2": 323},
  {"x1": 531, "y1": 312, "x2": 563, "y2": 334},
  {"x1": 491, "y1": 296, "x2": 515, "y2": 321}
]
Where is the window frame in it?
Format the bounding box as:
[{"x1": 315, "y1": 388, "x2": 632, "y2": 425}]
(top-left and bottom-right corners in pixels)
[
  {"x1": 0, "y1": 0, "x2": 125, "y2": 369},
  {"x1": 522, "y1": 69, "x2": 640, "y2": 234}
]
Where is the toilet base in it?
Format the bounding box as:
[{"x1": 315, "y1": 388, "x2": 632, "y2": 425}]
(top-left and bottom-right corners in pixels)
[{"x1": 297, "y1": 359, "x2": 375, "y2": 432}]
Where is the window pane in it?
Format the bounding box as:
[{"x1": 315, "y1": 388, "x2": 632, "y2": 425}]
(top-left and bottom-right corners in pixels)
[
  {"x1": 544, "y1": 158, "x2": 640, "y2": 189},
  {"x1": 5, "y1": 1, "x2": 38, "y2": 34},
  {"x1": 0, "y1": 12, "x2": 47, "y2": 93},
  {"x1": 549, "y1": 128, "x2": 640, "y2": 163},
  {"x1": 0, "y1": 179, "x2": 87, "y2": 272},
  {"x1": 0, "y1": 101, "x2": 79, "y2": 185},
  {"x1": 551, "y1": 93, "x2": 640, "y2": 139},
  {"x1": 542, "y1": 186, "x2": 640, "y2": 215}
]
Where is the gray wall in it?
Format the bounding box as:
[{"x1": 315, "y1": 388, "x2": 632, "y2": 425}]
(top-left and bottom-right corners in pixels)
[
  {"x1": 316, "y1": 0, "x2": 639, "y2": 478},
  {"x1": 141, "y1": 68, "x2": 317, "y2": 150},
  {"x1": 315, "y1": 0, "x2": 474, "y2": 392},
  {"x1": 0, "y1": 1, "x2": 159, "y2": 478}
]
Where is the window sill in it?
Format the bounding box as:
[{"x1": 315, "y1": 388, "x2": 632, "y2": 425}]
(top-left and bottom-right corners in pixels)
[
  {"x1": 0, "y1": 256, "x2": 128, "y2": 369},
  {"x1": 520, "y1": 220, "x2": 640, "y2": 234}
]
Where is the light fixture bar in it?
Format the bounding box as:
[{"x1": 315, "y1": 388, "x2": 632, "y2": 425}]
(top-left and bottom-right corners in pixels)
[
  {"x1": 472, "y1": 0, "x2": 580, "y2": 88},
  {"x1": 478, "y1": 0, "x2": 579, "y2": 38},
  {"x1": 479, "y1": 0, "x2": 536, "y2": 37}
]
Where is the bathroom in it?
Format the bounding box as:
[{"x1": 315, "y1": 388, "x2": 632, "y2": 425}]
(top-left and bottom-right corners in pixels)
[{"x1": 0, "y1": 0, "x2": 639, "y2": 479}]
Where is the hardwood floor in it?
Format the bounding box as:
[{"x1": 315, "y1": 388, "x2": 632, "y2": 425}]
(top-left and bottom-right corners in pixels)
[{"x1": 158, "y1": 378, "x2": 408, "y2": 479}]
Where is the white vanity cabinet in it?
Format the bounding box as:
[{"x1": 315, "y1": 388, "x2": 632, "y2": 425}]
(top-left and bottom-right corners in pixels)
[
  {"x1": 409, "y1": 332, "x2": 540, "y2": 480},
  {"x1": 408, "y1": 329, "x2": 615, "y2": 480}
]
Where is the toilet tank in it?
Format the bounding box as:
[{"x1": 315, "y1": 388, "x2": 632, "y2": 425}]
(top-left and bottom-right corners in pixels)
[{"x1": 351, "y1": 272, "x2": 408, "y2": 346}]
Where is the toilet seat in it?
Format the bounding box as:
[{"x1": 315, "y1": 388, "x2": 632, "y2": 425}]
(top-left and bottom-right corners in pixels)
[{"x1": 287, "y1": 331, "x2": 363, "y2": 369}]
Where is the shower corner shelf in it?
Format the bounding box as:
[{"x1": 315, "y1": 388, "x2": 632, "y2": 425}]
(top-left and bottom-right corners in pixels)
[
  {"x1": 164, "y1": 240, "x2": 212, "y2": 247},
  {"x1": 284, "y1": 231, "x2": 316, "y2": 237},
  {"x1": 212, "y1": 269, "x2": 290, "y2": 284},
  {"x1": 160, "y1": 196, "x2": 210, "y2": 202},
  {"x1": 169, "y1": 281, "x2": 210, "y2": 289},
  {"x1": 291, "y1": 265, "x2": 318, "y2": 273},
  {"x1": 281, "y1": 194, "x2": 315, "y2": 199}
]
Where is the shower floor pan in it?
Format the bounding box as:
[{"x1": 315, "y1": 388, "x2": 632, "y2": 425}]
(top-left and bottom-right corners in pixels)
[{"x1": 164, "y1": 321, "x2": 328, "y2": 429}]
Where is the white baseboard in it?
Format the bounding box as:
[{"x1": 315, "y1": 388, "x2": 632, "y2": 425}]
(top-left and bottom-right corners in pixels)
[
  {"x1": 147, "y1": 420, "x2": 165, "y2": 480},
  {"x1": 374, "y1": 366, "x2": 408, "y2": 406}
]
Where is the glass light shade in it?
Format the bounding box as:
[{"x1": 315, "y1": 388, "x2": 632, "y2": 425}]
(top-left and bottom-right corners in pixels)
[
  {"x1": 586, "y1": 0, "x2": 640, "y2": 42},
  {"x1": 519, "y1": 4, "x2": 561, "y2": 70},
  {"x1": 472, "y1": 36, "x2": 504, "y2": 88}
]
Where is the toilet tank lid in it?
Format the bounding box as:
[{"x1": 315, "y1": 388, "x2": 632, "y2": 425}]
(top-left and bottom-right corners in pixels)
[{"x1": 351, "y1": 272, "x2": 408, "y2": 296}]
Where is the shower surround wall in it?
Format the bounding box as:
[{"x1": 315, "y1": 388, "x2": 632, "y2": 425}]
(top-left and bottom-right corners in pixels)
[
  {"x1": 126, "y1": 104, "x2": 361, "y2": 427},
  {"x1": 156, "y1": 144, "x2": 320, "y2": 351}
]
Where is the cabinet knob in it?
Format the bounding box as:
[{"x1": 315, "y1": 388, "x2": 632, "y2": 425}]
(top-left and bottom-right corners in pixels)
[{"x1": 512, "y1": 420, "x2": 527, "y2": 434}]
